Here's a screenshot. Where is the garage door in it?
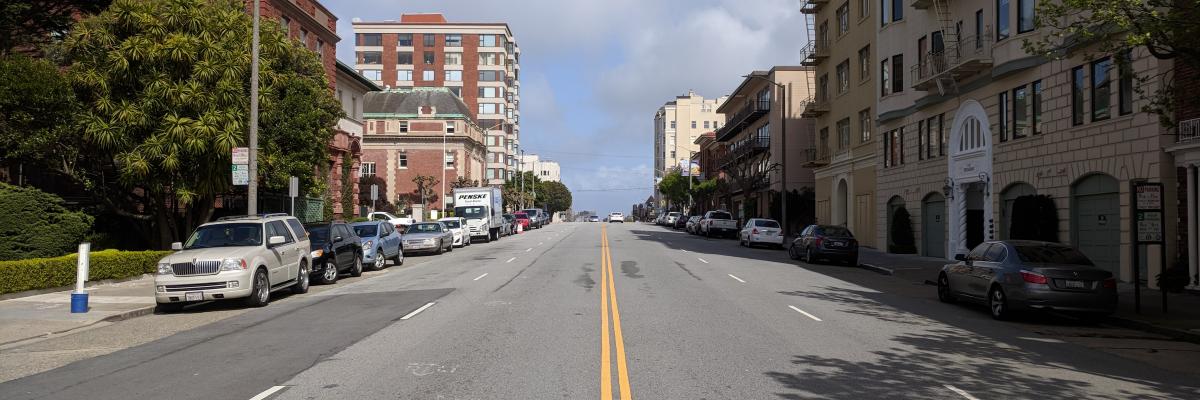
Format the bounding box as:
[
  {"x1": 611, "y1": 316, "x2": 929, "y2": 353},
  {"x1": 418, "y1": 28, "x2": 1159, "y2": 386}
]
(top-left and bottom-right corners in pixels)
[
  {"x1": 1073, "y1": 175, "x2": 1120, "y2": 276},
  {"x1": 923, "y1": 195, "x2": 946, "y2": 258}
]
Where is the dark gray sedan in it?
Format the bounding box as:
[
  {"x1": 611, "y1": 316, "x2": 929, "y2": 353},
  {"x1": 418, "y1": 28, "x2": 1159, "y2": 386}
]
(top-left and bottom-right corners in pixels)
[
  {"x1": 938, "y1": 240, "x2": 1118, "y2": 320},
  {"x1": 401, "y1": 222, "x2": 454, "y2": 255}
]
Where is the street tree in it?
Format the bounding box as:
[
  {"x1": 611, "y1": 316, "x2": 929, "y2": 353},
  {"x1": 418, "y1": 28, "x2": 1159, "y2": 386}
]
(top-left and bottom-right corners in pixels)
[
  {"x1": 63, "y1": 0, "x2": 342, "y2": 246},
  {"x1": 0, "y1": 0, "x2": 112, "y2": 55},
  {"x1": 451, "y1": 176, "x2": 480, "y2": 188},
  {"x1": 721, "y1": 153, "x2": 778, "y2": 217},
  {"x1": 504, "y1": 171, "x2": 540, "y2": 210},
  {"x1": 0, "y1": 55, "x2": 80, "y2": 169},
  {"x1": 536, "y1": 181, "x2": 573, "y2": 214},
  {"x1": 657, "y1": 169, "x2": 696, "y2": 209},
  {"x1": 412, "y1": 175, "x2": 440, "y2": 211},
  {"x1": 1024, "y1": 0, "x2": 1200, "y2": 126}
]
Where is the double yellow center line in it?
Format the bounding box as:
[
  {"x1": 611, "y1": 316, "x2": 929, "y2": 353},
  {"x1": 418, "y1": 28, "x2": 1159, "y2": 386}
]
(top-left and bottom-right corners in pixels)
[{"x1": 600, "y1": 226, "x2": 632, "y2": 399}]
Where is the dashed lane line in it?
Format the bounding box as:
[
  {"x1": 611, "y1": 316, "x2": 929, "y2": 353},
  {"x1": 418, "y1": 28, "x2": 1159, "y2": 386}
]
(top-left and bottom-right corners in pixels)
[
  {"x1": 788, "y1": 305, "x2": 822, "y2": 321},
  {"x1": 400, "y1": 302, "x2": 436, "y2": 320},
  {"x1": 473, "y1": 273, "x2": 488, "y2": 281},
  {"x1": 249, "y1": 386, "x2": 287, "y2": 400},
  {"x1": 943, "y1": 385, "x2": 981, "y2": 400},
  {"x1": 506, "y1": 257, "x2": 516, "y2": 263},
  {"x1": 727, "y1": 274, "x2": 746, "y2": 283},
  {"x1": 697, "y1": 257, "x2": 709, "y2": 264}
]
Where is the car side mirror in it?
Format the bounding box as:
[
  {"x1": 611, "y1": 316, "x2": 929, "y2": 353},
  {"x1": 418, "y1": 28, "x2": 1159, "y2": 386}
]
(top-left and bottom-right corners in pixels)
[
  {"x1": 268, "y1": 236, "x2": 286, "y2": 246},
  {"x1": 333, "y1": 236, "x2": 343, "y2": 242},
  {"x1": 171, "y1": 242, "x2": 183, "y2": 251},
  {"x1": 954, "y1": 254, "x2": 968, "y2": 262}
]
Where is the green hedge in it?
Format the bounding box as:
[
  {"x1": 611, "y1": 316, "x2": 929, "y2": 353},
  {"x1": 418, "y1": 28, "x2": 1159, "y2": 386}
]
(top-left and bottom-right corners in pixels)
[
  {"x1": 0, "y1": 182, "x2": 94, "y2": 261},
  {"x1": 0, "y1": 250, "x2": 171, "y2": 295}
]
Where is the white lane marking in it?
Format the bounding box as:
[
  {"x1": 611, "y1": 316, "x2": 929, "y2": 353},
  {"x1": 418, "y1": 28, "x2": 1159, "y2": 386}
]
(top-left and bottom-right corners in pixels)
[
  {"x1": 788, "y1": 305, "x2": 822, "y2": 321},
  {"x1": 943, "y1": 385, "x2": 980, "y2": 400},
  {"x1": 727, "y1": 274, "x2": 745, "y2": 283},
  {"x1": 525, "y1": 248, "x2": 532, "y2": 252},
  {"x1": 506, "y1": 257, "x2": 516, "y2": 263},
  {"x1": 401, "y1": 302, "x2": 436, "y2": 320},
  {"x1": 681, "y1": 249, "x2": 690, "y2": 252},
  {"x1": 473, "y1": 273, "x2": 489, "y2": 281},
  {"x1": 249, "y1": 386, "x2": 287, "y2": 400},
  {"x1": 538, "y1": 242, "x2": 544, "y2": 246},
  {"x1": 697, "y1": 257, "x2": 709, "y2": 264}
]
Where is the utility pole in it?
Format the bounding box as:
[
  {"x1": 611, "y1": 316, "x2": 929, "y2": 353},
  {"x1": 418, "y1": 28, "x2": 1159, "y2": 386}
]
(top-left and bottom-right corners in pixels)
[
  {"x1": 519, "y1": 148, "x2": 525, "y2": 209},
  {"x1": 441, "y1": 123, "x2": 448, "y2": 214},
  {"x1": 247, "y1": 0, "x2": 261, "y2": 214},
  {"x1": 780, "y1": 82, "x2": 789, "y2": 237}
]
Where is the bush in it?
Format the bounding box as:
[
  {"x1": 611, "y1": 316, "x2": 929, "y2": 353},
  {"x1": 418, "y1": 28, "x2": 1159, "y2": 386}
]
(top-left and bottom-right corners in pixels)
[
  {"x1": 890, "y1": 207, "x2": 917, "y2": 254},
  {"x1": 0, "y1": 183, "x2": 94, "y2": 261},
  {"x1": 0, "y1": 250, "x2": 171, "y2": 294}
]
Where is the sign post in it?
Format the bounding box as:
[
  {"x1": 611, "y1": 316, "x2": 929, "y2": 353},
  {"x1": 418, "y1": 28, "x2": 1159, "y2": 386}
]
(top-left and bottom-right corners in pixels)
[
  {"x1": 370, "y1": 184, "x2": 379, "y2": 212},
  {"x1": 232, "y1": 148, "x2": 250, "y2": 211},
  {"x1": 1132, "y1": 181, "x2": 1166, "y2": 313},
  {"x1": 288, "y1": 176, "x2": 298, "y2": 216}
]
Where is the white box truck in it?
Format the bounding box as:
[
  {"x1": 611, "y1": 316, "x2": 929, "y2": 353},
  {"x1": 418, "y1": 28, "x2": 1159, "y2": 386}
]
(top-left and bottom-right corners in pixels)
[{"x1": 453, "y1": 187, "x2": 504, "y2": 242}]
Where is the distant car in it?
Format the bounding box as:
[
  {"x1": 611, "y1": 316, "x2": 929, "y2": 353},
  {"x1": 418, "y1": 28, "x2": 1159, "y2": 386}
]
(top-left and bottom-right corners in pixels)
[
  {"x1": 305, "y1": 221, "x2": 365, "y2": 284},
  {"x1": 685, "y1": 216, "x2": 701, "y2": 234},
  {"x1": 609, "y1": 212, "x2": 625, "y2": 223},
  {"x1": 367, "y1": 211, "x2": 414, "y2": 229},
  {"x1": 939, "y1": 240, "x2": 1118, "y2": 320},
  {"x1": 672, "y1": 215, "x2": 688, "y2": 230},
  {"x1": 351, "y1": 221, "x2": 403, "y2": 271},
  {"x1": 438, "y1": 217, "x2": 471, "y2": 247},
  {"x1": 663, "y1": 212, "x2": 681, "y2": 226},
  {"x1": 154, "y1": 214, "x2": 311, "y2": 312},
  {"x1": 739, "y1": 218, "x2": 784, "y2": 248},
  {"x1": 402, "y1": 222, "x2": 454, "y2": 254},
  {"x1": 700, "y1": 210, "x2": 737, "y2": 238},
  {"x1": 501, "y1": 214, "x2": 516, "y2": 236},
  {"x1": 588, "y1": 215, "x2": 601, "y2": 222},
  {"x1": 522, "y1": 208, "x2": 547, "y2": 229},
  {"x1": 790, "y1": 224, "x2": 858, "y2": 266},
  {"x1": 513, "y1": 212, "x2": 532, "y2": 232}
]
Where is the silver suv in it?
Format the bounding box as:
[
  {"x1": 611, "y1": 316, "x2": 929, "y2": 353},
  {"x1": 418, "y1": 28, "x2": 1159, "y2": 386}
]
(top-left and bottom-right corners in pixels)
[{"x1": 154, "y1": 214, "x2": 311, "y2": 312}]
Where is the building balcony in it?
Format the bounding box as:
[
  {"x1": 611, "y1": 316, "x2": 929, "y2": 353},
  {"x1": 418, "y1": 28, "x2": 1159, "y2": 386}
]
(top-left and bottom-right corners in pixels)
[
  {"x1": 715, "y1": 99, "x2": 771, "y2": 142},
  {"x1": 718, "y1": 135, "x2": 770, "y2": 169},
  {"x1": 800, "y1": 0, "x2": 829, "y2": 14},
  {"x1": 910, "y1": 33, "x2": 994, "y2": 92},
  {"x1": 802, "y1": 148, "x2": 830, "y2": 168},
  {"x1": 800, "y1": 39, "x2": 830, "y2": 67},
  {"x1": 800, "y1": 96, "x2": 829, "y2": 118},
  {"x1": 1180, "y1": 118, "x2": 1200, "y2": 143}
]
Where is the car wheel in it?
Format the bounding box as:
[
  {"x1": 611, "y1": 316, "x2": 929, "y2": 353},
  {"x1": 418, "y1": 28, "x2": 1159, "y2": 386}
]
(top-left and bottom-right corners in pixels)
[
  {"x1": 374, "y1": 250, "x2": 386, "y2": 270},
  {"x1": 320, "y1": 260, "x2": 339, "y2": 284},
  {"x1": 155, "y1": 302, "x2": 184, "y2": 313},
  {"x1": 291, "y1": 261, "x2": 310, "y2": 294},
  {"x1": 805, "y1": 247, "x2": 815, "y2": 264},
  {"x1": 989, "y1": 286, "x2": 1011, "y2": 320},
  {"x1": 788, "y1": 245, "x2": 799, "y2": 260},
  {"x1": 392, "y1": 250, "x2": 403, "y2": 265},
  {"x1": 244, "y1": 269, "x2": 270, "y2": 307},
  {"x1": 350, "y1": 255, "x2": 363, "y2": 277},
  {"x1": 936, "y1": 273, "x2": 955, "y2": 303}
]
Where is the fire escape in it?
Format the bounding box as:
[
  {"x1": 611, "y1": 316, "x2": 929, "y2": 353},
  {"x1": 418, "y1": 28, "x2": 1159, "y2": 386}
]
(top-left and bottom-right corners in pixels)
[
  {"x1": 799, "y1": 0, "x2": 828, "y2": 168},
  {"x1": 911, "y1": 0, "x2": 994, "y2": 96}
]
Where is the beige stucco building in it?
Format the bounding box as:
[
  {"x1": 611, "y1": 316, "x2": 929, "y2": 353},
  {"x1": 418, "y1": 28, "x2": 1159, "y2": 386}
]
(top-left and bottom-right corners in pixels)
[
  {"x1": 803, "y1": 0, "x2": 879, "y2": 248},
  {"x1": 519, "y1": 154, "x2": 561, "y2": 182},
  {"x1": 873, "y1": 0, "x2": 1175, "y2": 284},
  {"x1": 653, "y1": 91, "x2": 728, "y2": 207}
]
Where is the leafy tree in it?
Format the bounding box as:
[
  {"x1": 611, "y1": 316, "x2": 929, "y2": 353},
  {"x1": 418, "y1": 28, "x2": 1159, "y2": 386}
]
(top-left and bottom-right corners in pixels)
[
  {"x1": 450, "y1": 176, "x2": 479, "y2": 188},
  {"x1": 0, "y1": 55, "x2": 80, "y2": 166},
  {"x1": 61, "y1": 0, "x2": 342, "y2": 246},
  {"x1": 339, "y1": 153, "x2": 355, "y2": 218},
  {"x1": 504, "y1": 171, "x2": 540, "y2": 210},
  {"x1": 0, "y1": 0, "x2": 112, "y2": 55},
  {"x1": 412, "y1": 175, "x2": 439, "y2": 210},
  {"x1": 0, "y1": 183, "x2": 93, "y2": 260},
  {"x1": 537, "y1": 181, "x2": 573, "y2": 214},
  {"x1": 657, "y1": 169, "x2": 696, "y2": 208},
  {"x1": 1024, "y1": 0, "x2": 1200, "y2": 126}
]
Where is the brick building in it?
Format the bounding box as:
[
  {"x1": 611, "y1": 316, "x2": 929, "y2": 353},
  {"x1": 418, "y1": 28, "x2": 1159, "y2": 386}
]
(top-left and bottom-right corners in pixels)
[
  {"x1": 360, "y1": 88, "x2": 487, "y2": 212},
  {"x1": 353, "y1": 14, "x2": 520, "y2": 186}
]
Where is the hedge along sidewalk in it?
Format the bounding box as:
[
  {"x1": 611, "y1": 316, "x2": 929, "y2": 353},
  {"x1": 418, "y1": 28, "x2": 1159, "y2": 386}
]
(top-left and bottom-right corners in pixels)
[{"x1": 0, "y1": 250, "x2": 170, "y2": 296}]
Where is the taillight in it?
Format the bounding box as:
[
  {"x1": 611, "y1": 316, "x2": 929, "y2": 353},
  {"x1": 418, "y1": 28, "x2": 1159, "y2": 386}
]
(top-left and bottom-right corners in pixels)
[
  {"x1": 752, "y1": 228, "x2": 759, "y2": 234},
  {"x1": 1102, "y1": 278, "x2": 1117, "y2": 288},
  {"x1": 814, "y1": 237, "x2": 823, "y2": 247},
  {"x1": 1020, "y1": 270, "x2": 1048, "y2": 284}
]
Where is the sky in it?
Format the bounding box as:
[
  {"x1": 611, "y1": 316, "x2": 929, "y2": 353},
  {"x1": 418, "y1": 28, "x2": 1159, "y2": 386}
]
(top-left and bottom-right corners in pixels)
[{"x1": 324, "y1": 0, "x2": 810, "y2": 214}]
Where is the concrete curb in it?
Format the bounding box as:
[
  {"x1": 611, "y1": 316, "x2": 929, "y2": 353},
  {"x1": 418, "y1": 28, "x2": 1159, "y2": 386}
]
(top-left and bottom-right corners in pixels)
[
  {"x1": 0, "y1": 304, "x2": 156, "y2": 349},
  {"x1": 0, "y1": 274, "x2": 154, "y2": 301},
  {"x1": 858, "y1": 263, "x2": 894, "y2": 276},
  {"x1": 1105, "y1": 316, "x2": 1200, "y2": 345}
]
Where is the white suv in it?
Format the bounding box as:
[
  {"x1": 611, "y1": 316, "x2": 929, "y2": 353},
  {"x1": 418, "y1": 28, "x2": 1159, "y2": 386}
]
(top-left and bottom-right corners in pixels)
[
  {"x1": 609, "y1": 212, "x2": 625, "y2": 223},
  {"x1": 154, "y1": 214, "x2": 311, "y2": 312}
]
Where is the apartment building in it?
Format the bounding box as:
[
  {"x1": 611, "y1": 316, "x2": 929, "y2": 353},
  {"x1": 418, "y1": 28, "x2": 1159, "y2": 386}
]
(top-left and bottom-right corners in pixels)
[
  {"x1": 654, "y1": 91, "x2": 728, "y2": 206},
  {"x1": 1169, "y1": 62, "x2": 1200, "y2": 289},
  {"x1": 359, "y1": 88, "x2": 488, "y2": 211},
  {"x1": 715, "y1": 67, "x2": 817, "y2": 229},
  {"x1": 802, "y1": 0, "x2": 879, "y2": 248},
  {"x1": 519, "y1": 154, "x2": 561, "y2": 182},
  {"x1": 352, "y1": 13, "x2": 520, "y2": 186},
  {"x1": 874, "y1": 0, "x2": 1175, "y2": 284}
]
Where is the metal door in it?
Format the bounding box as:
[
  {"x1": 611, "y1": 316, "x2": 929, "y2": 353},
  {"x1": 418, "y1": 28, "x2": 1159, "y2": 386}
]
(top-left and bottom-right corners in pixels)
[{"x1": 923, "y1": 197, "x2": 946, "y2": 258}]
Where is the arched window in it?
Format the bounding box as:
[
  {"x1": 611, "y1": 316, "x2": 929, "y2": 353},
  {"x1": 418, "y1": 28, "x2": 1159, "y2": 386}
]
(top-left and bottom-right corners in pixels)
[{"x1": 958, "y1": 116, "x2": 984, "y2": 153}]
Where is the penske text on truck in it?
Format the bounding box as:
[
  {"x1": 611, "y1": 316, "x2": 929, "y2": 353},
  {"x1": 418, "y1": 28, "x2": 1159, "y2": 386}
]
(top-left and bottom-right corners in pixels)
[{"x1": 452, "y1": 187, "x2": 504, "y2": 242}]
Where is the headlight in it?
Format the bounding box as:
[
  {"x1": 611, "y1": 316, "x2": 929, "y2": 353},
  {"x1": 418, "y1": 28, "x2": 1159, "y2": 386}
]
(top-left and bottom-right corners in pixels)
[
  {"x1": 310, "y1": 249, "x2": 324, "y2": 258},
  {"x1": 157, "y1": 262, "x2": 173, "y2": 275},
  {"x1": 423, "y1": 239, "x2": 435, "y2": 244},
  {"x1": 362, "y1": 241, "x2": 372, "y2": 252},
  {"x1": 220, "y1": 258, "x2": 246, "y2": 271}
]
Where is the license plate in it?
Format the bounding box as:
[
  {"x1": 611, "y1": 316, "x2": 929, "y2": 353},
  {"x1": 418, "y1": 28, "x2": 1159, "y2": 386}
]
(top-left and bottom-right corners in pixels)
[
  {"x1": 827, "y1": 241, "x2": 844, "y2": 247},
  {"x1": 1063, "y1": 280, "x2": 1086, "y2": 289},
  {"x1": 185, "y1": 292, "x2": 203, "y2": 301}
]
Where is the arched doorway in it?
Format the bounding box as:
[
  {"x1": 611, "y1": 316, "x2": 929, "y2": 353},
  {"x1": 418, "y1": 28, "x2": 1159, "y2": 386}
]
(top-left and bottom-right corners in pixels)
[
  {"x1": 1072, "y1": 174, "x2": 1120, "y2": 275},
  {"x1": 887, "y1": 196, "x2": 913, "y2": 253},
  {"x1": 834, "y1": 179, "x2": 849, "y2": 226},
  {"x1": 947, "y1": 100, "x2": 994, "y2": 256},
  {"x1": 999, "y1": 182, "x2": 1036, "y2": 239},
  {"x1": 922, "y1": 192, "x2": 947, "y2": 258}
]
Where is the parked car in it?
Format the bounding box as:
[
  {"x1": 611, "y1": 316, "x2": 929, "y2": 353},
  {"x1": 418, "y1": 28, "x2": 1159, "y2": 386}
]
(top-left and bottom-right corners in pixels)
[
  {"x1": 938, "y1": 240, "x2": 1118, "y2": 320},
  {"x1": 699, "y1": 210, "x2": 737, "y2": 238},
  {"x1": 685, "y1": 216, "x2": 702, "y2": 234},
  {"x1": 155, "y1": 214, "x2": 311, "y2": 312},
  {"x1": 663, "y1": 212, "x2": 681, "y2": 226},
  {"x1": 522, "y1": 208, "x2": 547, "y2": 228},
  {"x1": 513, "y1": 212, "x2": 532, "y2": 232},
  {"x1": 438, "y1": 217, "x2": 471, "y2": 247},
  {"x1": 739, "y1": 218, "x2": 784, "y2": 248},
  {"x1": 367, "y1": 211, "x2": 414, "y2": 229},
  {"x1": 402, "y1": 222, "x2": 455, "y2": 254},
  {"x1": 609, "y1": 212, "x2": 625, "y2": 223},
  {"x1": 351, "y1": 221, "x2": 403, "y2": 271},
  {"x1": 305, "y1": 221, "x2": 364, "y2": 284},
  {"x1": 588, "y1": 215, "x2": 601, "y2": 222},
  {"x1": 672, "y1": 214, "x2": 689, "y2": 230},
  {"x1": 501, "y1": 214, "x2": 516, "y2": 236},
  {"x1": 790, "y1": 224, "x2": 858, "y2": 266}
]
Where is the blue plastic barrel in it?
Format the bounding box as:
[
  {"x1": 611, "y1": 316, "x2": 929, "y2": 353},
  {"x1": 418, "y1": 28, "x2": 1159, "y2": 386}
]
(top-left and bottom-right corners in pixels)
[{"x1": 70, "y1": 292, "x2": 88, "y2": 313}]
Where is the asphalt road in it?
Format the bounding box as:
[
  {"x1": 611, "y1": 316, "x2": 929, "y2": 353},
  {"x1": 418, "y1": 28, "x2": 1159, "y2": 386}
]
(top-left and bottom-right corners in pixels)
[{"x1": 2, "y1": 222, "x2": 1199, "y2": 399}]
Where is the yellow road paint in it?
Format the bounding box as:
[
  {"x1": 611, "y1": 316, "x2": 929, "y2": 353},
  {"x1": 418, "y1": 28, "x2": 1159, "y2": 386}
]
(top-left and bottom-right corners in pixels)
[{"x1": 600, "y1": 226, "x2": 632, "y2": 399}]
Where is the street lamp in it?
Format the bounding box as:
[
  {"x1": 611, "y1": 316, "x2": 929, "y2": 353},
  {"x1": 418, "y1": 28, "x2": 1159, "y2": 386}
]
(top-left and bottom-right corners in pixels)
[
  {"x1": 742, "y1": 74, "x2": 790, "y2": 236},
  {"x1": 247, "y1": 0, "x2": 261, "y2": 214}
]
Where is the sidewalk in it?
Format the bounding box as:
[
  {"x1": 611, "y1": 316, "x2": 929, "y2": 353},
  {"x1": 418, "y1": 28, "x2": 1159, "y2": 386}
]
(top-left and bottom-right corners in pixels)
[
  {"x1": 0, "y1": 276, "x2": 156, "y2": 348},
  {"x1": 857, "y1": 248, "x2": 1200, "y2": 343}
]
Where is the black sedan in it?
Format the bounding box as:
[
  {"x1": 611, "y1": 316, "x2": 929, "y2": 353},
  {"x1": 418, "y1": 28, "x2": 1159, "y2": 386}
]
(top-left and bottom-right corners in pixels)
[
  {"x1": 790, "y1": 225, "x2": 858, "y2": 266},
  {"x1": 304, "y1": 222, "x2": 364, "y2": 284}
]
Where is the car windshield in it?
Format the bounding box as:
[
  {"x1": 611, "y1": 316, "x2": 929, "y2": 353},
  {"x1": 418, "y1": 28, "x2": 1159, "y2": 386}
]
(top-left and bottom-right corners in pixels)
[
  {"x1": 410, "y1": 223, "x2": 443, "y2": 233},
  {"x1": 441, "y1": 220, "x2": 462, "y2": 228},
  {"x1": 708, "y1": 212, "x2": 732, "y2": 220},
  {"x1": 306, "y1": 225, "x2": 330, "y2": 245},
  {"x1": 755, "y1": 220, "x2": 780, "y2": 228},
  {"x1": 455, "y1": 206, "x2": 487, "y2": 219},
  {"x1": 184, "y1": 223, "x2": 262, "y2": 249},
  {"x1": 1014, "y1": 244, "x2": 1095, "y2": 265},
  {"x1": 352, "y1": 224, "x2": 378, "y2": 238},
  {"x1": 817, "y1": 226, "x2": 853, "y2": 237},
  {"x1": 522, "y1": 209, "x2": 539, "y2": 217}
]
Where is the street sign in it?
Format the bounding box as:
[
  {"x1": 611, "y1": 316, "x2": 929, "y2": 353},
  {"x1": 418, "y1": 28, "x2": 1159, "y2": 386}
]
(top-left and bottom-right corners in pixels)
[
  {"x1": 232, "y1": 147, "x2": 250, "y2": 164},
  {"x1": 370, "y1": 184, "x2": 379, "y2": 201},
  {"x1": 288, "y1": 176, "x2": 299, "y2": 198},
  {"x1": 231, "y1": 164, "x2": 249, "y2": 185},
  {"x1": 1136, "y1": 184, "x2": 1162, "y2": 210},
  {"x1": 1137, "y1": 211, "x2": 1163, "y2": 243}
]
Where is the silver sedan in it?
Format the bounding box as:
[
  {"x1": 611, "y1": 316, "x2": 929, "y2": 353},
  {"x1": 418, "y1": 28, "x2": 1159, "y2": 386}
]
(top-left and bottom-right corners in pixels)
[
  {"x1": 938, "y1": 240, "x2": 1118, "y2": 320},
  {"x1": 401, "y1": 222, "x2": 454, "y2": 255}
]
